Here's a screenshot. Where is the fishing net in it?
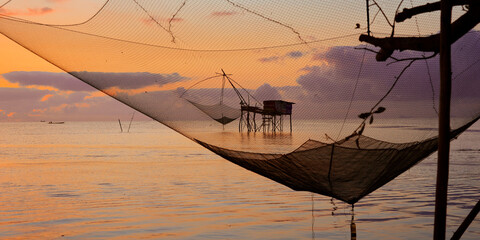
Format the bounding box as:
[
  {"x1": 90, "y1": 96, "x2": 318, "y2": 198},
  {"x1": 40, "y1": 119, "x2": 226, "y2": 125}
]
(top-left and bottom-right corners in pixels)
[{"x1": 1, "y1": 0, "x2": 479, "y2": 203}]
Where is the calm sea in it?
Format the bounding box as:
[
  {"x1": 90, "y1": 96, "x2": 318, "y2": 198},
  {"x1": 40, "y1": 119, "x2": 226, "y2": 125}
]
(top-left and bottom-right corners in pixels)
[{"x1": 0, "y1": 121, "x2": 478, "y2": 239}]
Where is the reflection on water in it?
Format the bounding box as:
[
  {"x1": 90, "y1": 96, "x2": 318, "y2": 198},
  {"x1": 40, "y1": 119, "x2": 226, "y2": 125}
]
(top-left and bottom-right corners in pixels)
[
  {"x1": 181, "y1": 118, "x2": 445, "y2": 153},
  {"x1": 0, "y1": 121, "x2": 478, "y2": 239}
]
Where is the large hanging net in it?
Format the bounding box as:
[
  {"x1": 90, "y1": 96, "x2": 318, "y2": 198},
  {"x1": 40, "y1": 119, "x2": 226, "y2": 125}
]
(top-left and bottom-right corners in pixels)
[{"x1": 1, "y1": 0, "x2": 479, "y2": 204}]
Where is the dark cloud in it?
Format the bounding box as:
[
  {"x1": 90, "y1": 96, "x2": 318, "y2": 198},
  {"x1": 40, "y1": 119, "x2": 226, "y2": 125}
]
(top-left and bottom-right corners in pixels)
[
  {"x1": 259, "y1": 51, "x2": 305, "y2": 63},
  {"x1": 3, "y1": 71, "x2": 94, "y2": 91},
  {"x1": 0, "y1": 88, "x2": 52, "y2": 102},
  {"x1": 294, "y1": 31, "x2": 480, "y2": 119},
  {"x1": 70, "y1": 71, "x2": 188, "y2": 90},
  {"x1": 302, "y1": 46, "x2": 439, "y2": 102},
  {"x1": 259, "y1": 56, "x2": 281, "y2": 63},
  {"x1": 304, "y1": 31, "x2": 480, "y2": 102},
  {"x1": 254, "y1": 83, "x2": 282, "y2": 101},
  {"x1": 286, "y1": 51, "x2": 303, "y2": 58},
  {"x1": 3, "y1": 71, "x2": 189, "y2": 91}
]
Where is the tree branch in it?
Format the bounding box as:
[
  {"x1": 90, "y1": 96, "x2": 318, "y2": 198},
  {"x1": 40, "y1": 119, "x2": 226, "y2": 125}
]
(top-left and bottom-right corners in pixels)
[
  {"x1": 359, "y1": 2, "x2": 480, "y2": 61},
  {"x1": 395, "y1": 0, "x2": 471, "y2": 23}
]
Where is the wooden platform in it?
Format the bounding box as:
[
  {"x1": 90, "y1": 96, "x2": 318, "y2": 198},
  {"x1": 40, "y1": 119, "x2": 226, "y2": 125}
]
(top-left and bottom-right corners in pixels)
[{"x1": 239, "y1": 100, "x2": 294, "y2": 133}]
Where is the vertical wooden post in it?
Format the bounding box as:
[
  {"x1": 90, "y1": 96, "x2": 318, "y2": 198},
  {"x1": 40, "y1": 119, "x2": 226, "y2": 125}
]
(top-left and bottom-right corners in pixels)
[
  {"x1": 118, "y1": 119, "x2": 123, "y2": 132},
  {"x1": 290, "y1": 114, "x2": 292, "y2": 133},
  {"x1": 366, "y1": 0, "x2": 370, "y2": 36},
  {"x1": 451, "y1": 199, "x2": 480, "y2": 240},
  {"x1": 127, "y1": 112, "x2": 135, "y2": 133},
  {"x1": 434, "y1": 0, "x2": 452, "y2": 239}
]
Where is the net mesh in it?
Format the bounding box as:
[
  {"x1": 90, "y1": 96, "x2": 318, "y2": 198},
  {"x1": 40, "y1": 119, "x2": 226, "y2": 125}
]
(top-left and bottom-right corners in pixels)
[{"x1": 1, "y1": 0, "x2": 479, "y2": 203}]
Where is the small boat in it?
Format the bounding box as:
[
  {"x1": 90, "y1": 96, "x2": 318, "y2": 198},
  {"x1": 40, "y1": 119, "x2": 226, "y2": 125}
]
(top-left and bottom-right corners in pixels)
[{"x1": 48, "y1": 121, "x2": 65, "y2": 124}]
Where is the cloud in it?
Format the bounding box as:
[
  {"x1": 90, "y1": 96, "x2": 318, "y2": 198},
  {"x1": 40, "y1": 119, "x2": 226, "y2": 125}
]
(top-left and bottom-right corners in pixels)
[
  {"x1": 304, "y1": 31, "x2": 480, "y2": 102},
  {"x1": 210, "y1": 11, "x2": 238, "y2": 17},
  {"x1": 254, "y1": 83, "x2": 282, "y2": 101},
  {"x1": 70, "y1": 71, "x2": 189, "y2": 90},
  {"x1": 0, "y1": 87, "x2": 52, "y2": 120},
  {"x1": 3, "y1": 71, "x2": 93, "y2": 91},
  {"x1": 293, "y1": 31, "x2": 480, "y2": 119},
  {"x1": 0, "y1": 7, "x2": 54, "y2": 16},
  {"x1": 3, "y1": 71, "x2": 189, "y2": 92},
  {"x1": 286, "y1": 51, "x2": 303, "y2": 58},
  {"x1": 0, "y1": 109, "x2": 16, "y2": 119},
  {"x1": 40, "y1": 94, "x2": 54, "y2": 102},
  {"x1": 259, "y1": 56, "x2": 281, "y2": 63},
  {"x1": 49, "y1": 103, "x2": 87, "y2": 114},
  {"x1": 259, "y1": 51, "x2": 305, "y2": 63},
  {"x1": 0, "y1": 87, "x2": 52, "y2": 101},
  {"x1": 301, "y1": 46, "x2": 446, "y2": 102},
  {"x1": 0, "y1": 87, "x2": 139, "y2": 121}
]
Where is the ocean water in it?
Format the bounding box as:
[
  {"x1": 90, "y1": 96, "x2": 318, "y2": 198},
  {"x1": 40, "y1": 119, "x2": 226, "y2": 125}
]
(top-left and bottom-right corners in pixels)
[{"x1": 0, "y1": 121, "x2": 478, "y2": 239}]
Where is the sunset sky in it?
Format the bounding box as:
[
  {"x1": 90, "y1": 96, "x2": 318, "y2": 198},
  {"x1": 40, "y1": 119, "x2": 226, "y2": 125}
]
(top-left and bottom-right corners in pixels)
[
  {"x1": 0, "y1": 0, "x2": 147, "y2": 121},
  {"x1": 0, "y1": 0, "x2": 478, "y2": 122}
]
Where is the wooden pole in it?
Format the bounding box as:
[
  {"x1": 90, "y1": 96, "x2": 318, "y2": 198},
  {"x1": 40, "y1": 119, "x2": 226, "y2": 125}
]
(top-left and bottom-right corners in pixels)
[
  {"x1": 366, "y1": 0, "x2": 370, "y2": 36},
  {"x1": 127, "y1": 112, "x2": 135, "y2": 133},
  {"x1": 290, "y1": 114, "x2": 292, "y2": 133},
  {"x1": 118, "y1": 119, "x2": 123, "y2": 133},
  {"x1": 239, "y1": 110, "x2": 243, "y2": 132},
  {"x1": 451, "y1": 199, "x2": 480, "y2": 240},
  {"x1": 434, "y1": 0, "x2": 452, "y2": 239}
]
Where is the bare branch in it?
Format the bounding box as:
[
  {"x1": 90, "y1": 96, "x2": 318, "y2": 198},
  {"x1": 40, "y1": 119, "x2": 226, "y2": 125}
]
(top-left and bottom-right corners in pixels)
[
  {"x1": 395, "y1": 0, "x2": 471, "y2": 22},
  {"x1": 391, "y1": 0, "x2": 406, "y2": 36},
  {"x1": 386, "y1": 52, "x2": 438, "y2": 66},
  {"x1": 354, "y1": 47, "x2": 400, "y2": 61},
  {"x1": 353, "y1": 59, "x2": 417, "y2": 135},
  {"x1": 359, "y1": 2, "x2": 480, "y2": 61},
  {"x1": 354, "y1": 47, "x2": 437, "y2": 69}
]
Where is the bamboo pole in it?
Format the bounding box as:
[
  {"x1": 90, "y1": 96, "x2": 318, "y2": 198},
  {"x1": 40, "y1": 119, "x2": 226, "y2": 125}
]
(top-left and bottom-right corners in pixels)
[
  {"x1": 366, "y1": 0, "x2": 370, "y2": 36},
  {"x1": 118, "y1": 119, "x2": 123, "y2": 132},
  {"x1": 451, "y1": 199, "x2": 480, "y2": 240},
  {"x1": 127, "y1": 112, "x2": 135, "y2": 133},
  {"x1": 434, "y1": 0, "x2": 452, "y2": 239}
]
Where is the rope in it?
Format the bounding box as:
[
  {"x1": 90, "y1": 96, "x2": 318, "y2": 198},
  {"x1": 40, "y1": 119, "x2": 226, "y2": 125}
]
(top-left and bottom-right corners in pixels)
[
  {"x1": 4, "y1": 0, "x2": 113, "y2": 27},
  {"x1": 0, "y1": 14, "x2": 361, "y2": 52},
  {"x1": 225, "y1": 0, "x2": 307, "y2": 45},
  {"x1": 0, "y1": 0, "x2": 12, "y2": 9},
  {"x1": 453, "y1": 55, "x2": 480, "y2": 81},
  {"x1": 352, "y1": 59, "x2": 416, "y2": 135},
  {"x1": 410, "y1": 0, "x2": 438, "y2": 115},
  {"x1": 132, "y1": 0, "x2": 174, "y2": 42},
  {"x1": 179, "y1": 74, "x2": 223, "y2": 98},
  {"x1": 336, "y1": 46, "x2": 367, "y2": 141},
  {"x1": 225, "y1": 75, "x2": 263, "y2": 106}
]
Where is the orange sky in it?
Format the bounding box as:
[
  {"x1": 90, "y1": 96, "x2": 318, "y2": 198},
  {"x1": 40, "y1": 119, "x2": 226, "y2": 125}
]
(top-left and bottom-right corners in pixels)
[{"x1": 0, "y1": 0, "x2": 477, "y2": 121}]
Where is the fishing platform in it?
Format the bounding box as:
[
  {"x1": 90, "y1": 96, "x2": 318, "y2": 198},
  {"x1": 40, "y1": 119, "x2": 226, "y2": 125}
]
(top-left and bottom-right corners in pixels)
[
  {"x1": 240, "y1": 100, "x2": 294, "y2": 133},
  {"x1": 182, "y1": 69, "x2": 294, "y2": 133}
]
